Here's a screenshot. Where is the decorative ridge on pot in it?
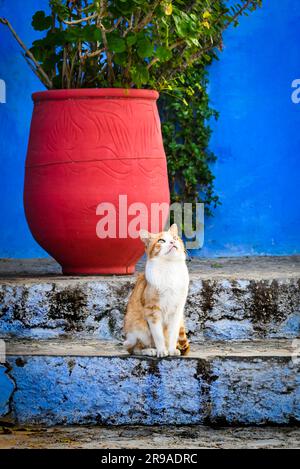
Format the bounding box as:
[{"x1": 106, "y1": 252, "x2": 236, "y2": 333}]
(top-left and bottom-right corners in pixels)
[{"x1": 32, "y1": 88, "x2": 159, "y2": 103}]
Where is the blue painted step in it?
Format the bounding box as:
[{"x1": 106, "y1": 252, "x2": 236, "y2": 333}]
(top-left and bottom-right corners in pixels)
[{"x1": 1, "y1": 339, "x2": 299, "y2": 426}]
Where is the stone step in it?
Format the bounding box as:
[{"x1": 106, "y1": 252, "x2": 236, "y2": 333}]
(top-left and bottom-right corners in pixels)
[
  {"x1": 1, "y1": 338, "x2": 299, "y2": 426},
  {"x1": 0, "y1": 257, "x2": 299, "y2": 341},
  {"x1": 1, "y1": 425, "x2": 300, "y2": 449}
]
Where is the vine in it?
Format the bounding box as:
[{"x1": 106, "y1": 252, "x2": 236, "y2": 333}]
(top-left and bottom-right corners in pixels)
[{"x1": 160, "y1": 63, "x2": 220, "y2": 216}]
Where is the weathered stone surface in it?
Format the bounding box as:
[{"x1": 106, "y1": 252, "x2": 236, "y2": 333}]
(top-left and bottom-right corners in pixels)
[
  {"x1": 0, "y1": 365, "x2": 15, "y2": 417},
  {"x1": 5, "y1": 337, "x2": 298, "y2": 358},
  {"x1": 1, "y1": 425, "x2": 300, "y2": 449},
  {"x1": 1, "y1": 256, "x2": 299, "y2": 279},
  {"x1": 0, "y1": 257, "x2": 299, "y2": 341},
  {"x1": 7, "y1": 354, "x2": 208, "y2": 426},
  {"x1": 210, "y1": 358, "x2": 300, "y2": 425},
  {"x1": 0, "y1": 280, "x2": 130, "y2": 340},
  {"x1": 2, "y1": 339, "x2": 300, "y2": 426}
]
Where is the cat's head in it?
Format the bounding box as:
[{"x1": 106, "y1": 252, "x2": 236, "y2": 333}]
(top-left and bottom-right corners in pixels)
[{"x1": 139, "y1": 224, "x2": 186, "y2": 261}]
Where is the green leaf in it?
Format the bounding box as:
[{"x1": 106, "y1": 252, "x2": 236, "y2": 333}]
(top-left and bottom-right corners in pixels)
[
  {"x1": 186, "y1": 37, "x2": 199, "y2": 47},
  {"x1": 126, "y1": 33, "x2": 137, "y2": 47},
  {"x1": 114, "y1": 52, "x2": 127, "y2": 66},
  {"x1": 29, "y1": 45, "x2": 47, "y2": 62},
  {"x1": 43, "y1": 53, "x2": 60, "y2": 73},
  {"x1": 173, "y1": 12, "x2": 197, "y2": 38},
  {"x1": 82, "y1": 25, "x2": 102, "y2": 42},
  {"x1": 137, "y1": 38, "x2": 154, "y2": 58},
  {"x1": 107, "y1": 35, "x2": 126, "y2": 53},
  {"x1": 49, "y1": 0, "x2": 69, "y2": 20},
  {"x1": 173, "y1": 15, "x2": 188, "y2": 37},
  {"x1": 156, "y1": 46, "x2": 172, "y2": 62},
  {"x1": 32, "y1": 11, "x2": 52, "y2": 31},
  {"x1": 130, "y1": 64, "x2": 149, "y2": 87},
  {"x1": 64, "y1": 28, "x2": 85, "y2": 42},
  {"x1": 48, "y1": 29, "x2": 68, "y2": 46}
]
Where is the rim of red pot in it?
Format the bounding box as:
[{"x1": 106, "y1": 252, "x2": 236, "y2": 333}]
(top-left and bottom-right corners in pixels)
[{"x1": 32, "y1": 88, "x2": 159, "y2": 102}]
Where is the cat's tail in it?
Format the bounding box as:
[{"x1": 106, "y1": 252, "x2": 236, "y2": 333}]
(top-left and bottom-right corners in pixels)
[{"x1": 177, "y1": 324, "x2": 190, "y2": 355}]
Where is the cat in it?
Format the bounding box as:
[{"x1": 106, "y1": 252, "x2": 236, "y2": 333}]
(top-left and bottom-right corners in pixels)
[{"x1": 124, "y1": 223, "x2": 190, "y2": 357}]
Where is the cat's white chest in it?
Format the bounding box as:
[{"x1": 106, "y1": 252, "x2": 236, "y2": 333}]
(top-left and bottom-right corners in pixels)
[{"x1": 145, "y1": 259, "x2": 189, "y2": 316}]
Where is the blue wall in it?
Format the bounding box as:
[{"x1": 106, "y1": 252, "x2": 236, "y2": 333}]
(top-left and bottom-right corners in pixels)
[
  {"x1": 0, "y1": 0, "x2": 47, "y2": 257},
  {"x1": 0, "y1": 0, "x2": 299, "y2": 258},
  {"x1": 202, "y1": 0, "x2": 300, "y2": 256}
]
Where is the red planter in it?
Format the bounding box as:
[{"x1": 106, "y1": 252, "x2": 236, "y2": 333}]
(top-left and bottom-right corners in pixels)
[{"x1": 24, "y1": 89, "x2": 170, "y2": 274}]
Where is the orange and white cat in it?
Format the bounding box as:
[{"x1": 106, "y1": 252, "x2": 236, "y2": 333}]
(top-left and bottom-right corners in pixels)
[{"x1": 124, "y1": 224, "x2": 190, "y2": 357}]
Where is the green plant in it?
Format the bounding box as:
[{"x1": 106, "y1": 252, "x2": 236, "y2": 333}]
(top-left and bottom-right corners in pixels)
[
  {"x1": 0, "y1": 0, "x2": 262, "y2": 90},
  {"x1": 159, "y1": 0, "x2": 262, "y2": 215},
  {"x1": 0, "y1": 0, "x2": 262, "y2": 217},
  {"x1": 160, "y1": 64, "x2": 220, "y2": 216}
]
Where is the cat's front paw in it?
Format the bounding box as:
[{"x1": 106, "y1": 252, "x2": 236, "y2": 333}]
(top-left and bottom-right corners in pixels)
[
  {"x1": 169, "y1": 348, "x2": 181, "y2": 356},
  {"x1": 141, "y1": 348, "x2": 157, "y2": 357},
  {"x1": 156, "y1": 348, "x2": 168, "y2": 358}
]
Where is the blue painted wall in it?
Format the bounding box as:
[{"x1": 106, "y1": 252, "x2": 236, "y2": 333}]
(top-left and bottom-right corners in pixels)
[
  {"x1": 202, "y1": 0, "x2": 300, "y2": 256},
  {"x1": 0, "y1": 0, "x2": 47, "y2": 257},
  {"x1": 0, "y1": 0, "x2": 299, "y2": 258}
]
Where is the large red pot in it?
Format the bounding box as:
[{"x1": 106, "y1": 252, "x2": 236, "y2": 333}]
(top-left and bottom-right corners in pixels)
[{"x1": 24, "y1": 89, "x2": 170, "y2": 274}]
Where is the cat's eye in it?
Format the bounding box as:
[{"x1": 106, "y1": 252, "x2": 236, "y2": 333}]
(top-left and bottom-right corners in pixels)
[{"x1": 158, "y1": 239, "x2": 166, "y2": 243}]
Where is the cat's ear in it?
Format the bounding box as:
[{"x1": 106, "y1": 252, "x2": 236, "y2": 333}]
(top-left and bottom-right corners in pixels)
[
  {"x1": 169, "y1": 224, "x2": 178, "y2": 237},
  {"x1": 139, "y1": 229, "x2": 152, "y2": 245}
]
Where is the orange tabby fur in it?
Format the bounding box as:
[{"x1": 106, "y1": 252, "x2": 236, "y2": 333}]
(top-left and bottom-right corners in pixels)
[{"x1": 124, "y1": 224, "x2": 190, "y2": 357}]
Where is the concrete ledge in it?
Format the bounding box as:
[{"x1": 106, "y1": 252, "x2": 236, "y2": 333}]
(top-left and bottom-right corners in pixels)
[
  {"x1": 1, "y1": 256, "x2": 299, "y2": 279},
  {"x1": 1, "y1": 425, "x2": 300, "y2": 449},
  {"x1": 0, "y1": 257, "x2": 299, "y2": 341},
  {"x1": 4, "y1": 337, "x2": 298, "y2": 358},
  {"x1": 1, "y1": 339, "x2": 299, "y2": 426}
]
